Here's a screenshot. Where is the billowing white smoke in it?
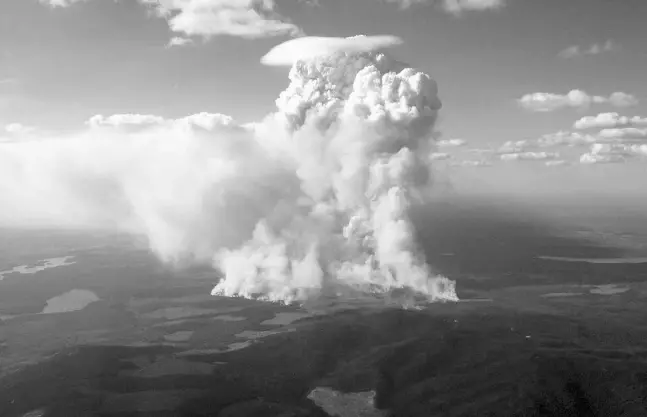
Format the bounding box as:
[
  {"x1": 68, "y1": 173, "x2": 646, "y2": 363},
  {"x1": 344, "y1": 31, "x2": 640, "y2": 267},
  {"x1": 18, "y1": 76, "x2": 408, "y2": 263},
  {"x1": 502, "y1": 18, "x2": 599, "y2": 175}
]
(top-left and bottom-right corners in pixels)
[
  {"x1": 0, "y1": 117, "x2": 295, "y2": 263},
  {"x1": 0, "y1": 49, "x2": 457, "y2": 305},
  {"x1": 213, "y1": 51, "x2": 457, "y2": 304}
]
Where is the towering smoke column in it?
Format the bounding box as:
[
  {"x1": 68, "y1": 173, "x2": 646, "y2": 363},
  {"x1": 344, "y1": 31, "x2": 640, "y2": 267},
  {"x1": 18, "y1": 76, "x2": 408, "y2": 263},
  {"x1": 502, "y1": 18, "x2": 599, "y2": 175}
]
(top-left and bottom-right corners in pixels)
[
  {"x1": 212, "y1": 49, "x2": 458, "y2": 304},
  {"x1": 0, "y1": 43, "x2": 457, "y2": 306}
]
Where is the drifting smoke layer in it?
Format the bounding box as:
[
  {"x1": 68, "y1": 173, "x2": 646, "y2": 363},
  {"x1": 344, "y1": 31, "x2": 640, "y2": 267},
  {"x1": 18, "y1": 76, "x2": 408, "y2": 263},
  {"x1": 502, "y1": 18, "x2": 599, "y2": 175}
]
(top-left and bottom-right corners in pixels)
[{"x1": 0, "y1": 48, "x2": 457, "y2": 305}]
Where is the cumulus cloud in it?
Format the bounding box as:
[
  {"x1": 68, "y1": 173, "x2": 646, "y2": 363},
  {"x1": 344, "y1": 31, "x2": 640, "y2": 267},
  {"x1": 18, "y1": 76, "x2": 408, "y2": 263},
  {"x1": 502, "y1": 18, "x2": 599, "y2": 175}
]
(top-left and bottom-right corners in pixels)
[
  {"x1": 167, "y1": 37, "x2": 194, "y2": 48},
  {"x1": 464, "y1": 125, "x2": 646, "y2": 169},
  {"x1": 579, "y1": 153, "x2": 625, "y2": 164},
  {"x1": 86, "y1": 114, "x2": 167, "y2": 130},
  {"x1": 517, "y1": 90, "x2": 638, "y2": 112},
  {"x1": 261, "y1": 35, "x2": 403, "y2": 67},
  {"x1": 633, "y1": 144, "x2": 647, "y2": 156},
  {"x1": 437, "y1": 138, "x2": 468, "y2": 147},
  {"x1": 0, "y1": 44, "x2": 457, "y2": 306},
  {"x1": 146, "y1": 0, "x2": 302, "y2": 39},
  {"x1": 41, "y1": 0, "x2": 301, "y2": 40},
  {"x1": 1, "y1": 123, "x2": 44, "y2": 143},
  {"x1": 579, "y1": 142, "x2": 647, "y2": 164},
  {"x1": 558, "y1": 40, "x2": 614, "y2": 59},
  {"x1": 465, "y1": 130, "x2": 624, "y2": 168},
  {"x1": 518, "y1": 90, "x2": 603, "y2": 112},
  {"x1": 4, "y1": 123, "x2": 37, "y2": 136},
  {"x1": 573, "y1": 112, "x2": 647, "y2": 130}
]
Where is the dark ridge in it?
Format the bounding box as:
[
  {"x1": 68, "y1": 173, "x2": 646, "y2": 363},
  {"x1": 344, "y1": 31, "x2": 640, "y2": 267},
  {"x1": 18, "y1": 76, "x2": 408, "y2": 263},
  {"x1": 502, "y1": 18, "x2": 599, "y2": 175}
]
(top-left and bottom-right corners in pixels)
[{"x1": 3, "y1": 307, "x2": 645, "y2": 416}]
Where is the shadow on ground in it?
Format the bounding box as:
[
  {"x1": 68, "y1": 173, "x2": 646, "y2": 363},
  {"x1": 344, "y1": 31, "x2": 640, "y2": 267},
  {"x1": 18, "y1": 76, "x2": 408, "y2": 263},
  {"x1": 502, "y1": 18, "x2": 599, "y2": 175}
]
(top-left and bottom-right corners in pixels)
[{"x1": 411, "y1": 196, "x2": 647, "y2": 292}]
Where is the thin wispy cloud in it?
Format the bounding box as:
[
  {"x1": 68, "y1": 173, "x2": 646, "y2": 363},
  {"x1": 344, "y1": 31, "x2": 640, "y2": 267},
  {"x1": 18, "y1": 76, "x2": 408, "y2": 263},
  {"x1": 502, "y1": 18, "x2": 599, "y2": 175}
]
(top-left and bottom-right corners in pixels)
[
  {"x1": 598, "y1": 127, "x2": 647, "y2": 139},
  {"x1": 437, "y1": 138, "x2": 468, "y2": 147},
  {"x1": 497, "y1": 132, "x2": 596, "y2": 153},
  {"x1": 384, "y1": 0, "x2": 506, "y2": 15},
  {"x1": 4, "y1": 123, "x2": 35, "y2": 135},
  {"x1": 545, "y1": 160, "x2": 569, "y2": 167},
  {"x1": 465, "y1": 148, "x2": 495, "y2": 155},
  {"x1": 498, "y1": 139, "x2": 533, "y2": 153},
  {"x1": 500, "y1": 151, "x2": 559, "y2": 161},
  {"x1": 558, "y1": 40, "x2": 614, "y2": 59},
  {"x1": 537, "y1": 131, "x2": 596, "y2": 147},
  {"x1": 86, "y1": 113, "x2": 167, "y2": 130},
  {"x1": 39, "y1": 0, "x2": 86, "y2": 7},
  {"x1": 608, "y1": 92, "x2": 639, "y2": 107},
  {"x1": 429, "y1": 152, "x2": 451, "y2": 160},
  {"x1": 518, "y1": 89, "x2": 639, "y2": 112},
  {"x1": 86, "y1": 112, "x2": 239, "y2": 133},
  {"x1": 451, "y1": 159, "x2": 493, "y2": 167},
  {"x1": 441, "y1": 0, "x2": 506, "y2": 15},
  {"x1": 40, "y1": 0, "x2": 303, "y2": 40}
]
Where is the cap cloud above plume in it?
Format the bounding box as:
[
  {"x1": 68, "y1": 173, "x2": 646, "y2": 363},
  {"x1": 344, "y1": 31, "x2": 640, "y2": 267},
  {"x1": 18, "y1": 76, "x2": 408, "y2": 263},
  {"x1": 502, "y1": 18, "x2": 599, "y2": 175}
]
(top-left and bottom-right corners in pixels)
[{"x1": 260, "y1": 35, "x2": 404, "y2": 67}]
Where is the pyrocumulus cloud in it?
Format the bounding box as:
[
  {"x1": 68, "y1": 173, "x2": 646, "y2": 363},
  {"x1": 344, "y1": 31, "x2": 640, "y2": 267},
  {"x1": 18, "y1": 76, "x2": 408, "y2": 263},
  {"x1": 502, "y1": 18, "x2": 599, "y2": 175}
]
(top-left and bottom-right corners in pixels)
[{"x1": 0, "y1": 37, "x2": 457, "y2": 307}]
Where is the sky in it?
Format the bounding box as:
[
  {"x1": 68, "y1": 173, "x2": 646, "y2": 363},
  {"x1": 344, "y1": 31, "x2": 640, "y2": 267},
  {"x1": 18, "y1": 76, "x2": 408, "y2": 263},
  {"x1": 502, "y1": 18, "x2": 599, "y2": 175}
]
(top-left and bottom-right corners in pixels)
[{"x1": 1, "y1": 0, "x2": 646, "y2": 167}]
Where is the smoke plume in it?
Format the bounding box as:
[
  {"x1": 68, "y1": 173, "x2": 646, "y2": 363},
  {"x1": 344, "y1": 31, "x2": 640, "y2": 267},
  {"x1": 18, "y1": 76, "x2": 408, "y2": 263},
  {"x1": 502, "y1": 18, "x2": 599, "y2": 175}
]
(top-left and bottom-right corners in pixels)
[{"x1": 0, "y1": 43, "x2": 457, "y2": 305}]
